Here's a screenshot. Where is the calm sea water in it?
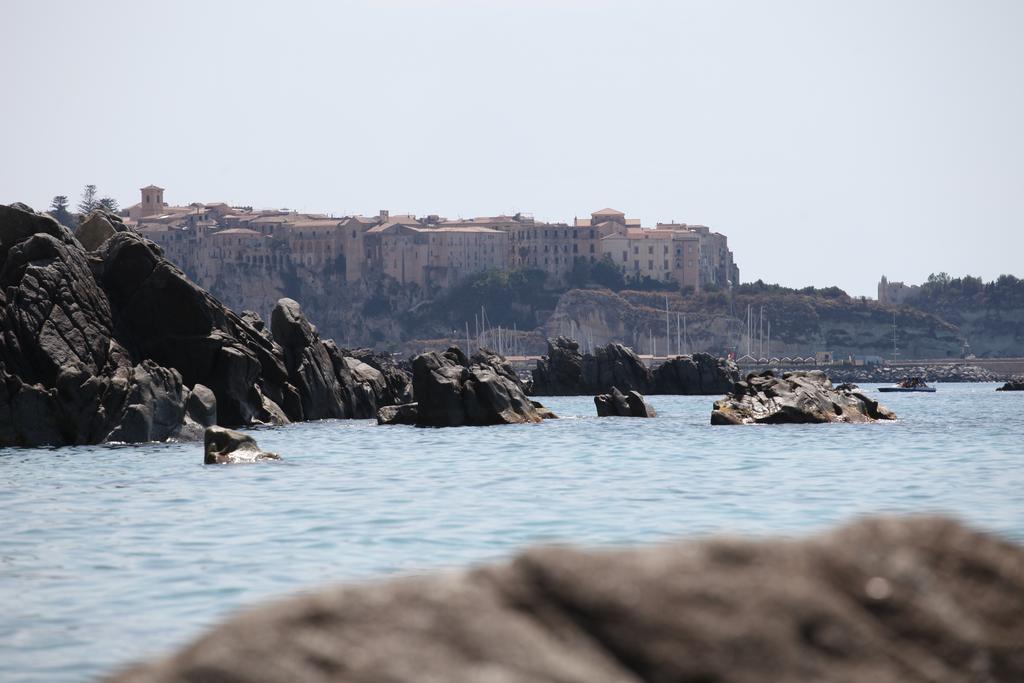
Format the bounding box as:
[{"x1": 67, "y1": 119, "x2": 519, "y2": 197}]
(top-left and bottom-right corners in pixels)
[{"x1": 1, "y1": 383, "x2": 1022, "y2": 681}]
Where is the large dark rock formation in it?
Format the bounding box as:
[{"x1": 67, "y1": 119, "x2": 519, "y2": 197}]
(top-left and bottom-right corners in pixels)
[
  {"x1": 712, "y1": 370, "x2": 897, "y2": 425},
  {"x1": 407, "y1": 347, "x2": 554, "y2": 427},
  {"x1": 531, "y1": 336, "x2": 585, "y2": 394},
  {"x1": 652, "y1": 351, "x2": 739, "y2": 394},
  {"x1": 533, "y1": 337, "x2": 736, "y2": 396},
  {"x1": 996, "y1": 379, "x2": 1024, "y2": 391},
  {"x1": 0, "y1": 204, "x2": 218, "y2": 445},
  {"x1": 0, "y1": 203, "x2": 411, "y2": 447},
  {"x1": 269, "y1": 298, "x2": 414, "y2": 421},
  {"x1": 107, "y1": 516, "x2": 1024, "y2": 683},
  {"x1": 594, "y1": 387, "x2": 657, "y2": 417},
  {"x1": 532, "y1": 337, "x2": 651, "y2": 395}
]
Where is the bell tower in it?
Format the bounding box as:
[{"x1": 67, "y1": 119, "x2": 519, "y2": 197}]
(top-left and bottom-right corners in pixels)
[{"x1": 140, "y1": 185, "x2": 165, "y2": 217}]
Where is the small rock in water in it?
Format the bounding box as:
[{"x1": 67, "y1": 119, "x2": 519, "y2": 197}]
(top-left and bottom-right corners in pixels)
[
  {"x1": 594, "y1": 387, "x2": 657, "y2": 417},
  {"x1": 203, "y1": 426, "x2": 280, "y2": 464},
  {"x1": 996, "y1": 379, "x2": 1024, "y2": 392}
]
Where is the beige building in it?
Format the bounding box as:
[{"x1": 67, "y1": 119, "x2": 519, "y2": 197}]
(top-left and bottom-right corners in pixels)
[{"x1": 365, "y1": 223, "x2": 509, "y2": 289}]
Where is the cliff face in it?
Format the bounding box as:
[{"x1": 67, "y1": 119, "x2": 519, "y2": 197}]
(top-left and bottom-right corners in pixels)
[
  {"x1": 178, "y1": 253, "x2": 1017, "y2": 360},
  {"x1": 547, "y1": 289, "x2": 963, "y2": 359},
  {"x1": 184, "y1": 261, "x2": 427, "y2": 349}
]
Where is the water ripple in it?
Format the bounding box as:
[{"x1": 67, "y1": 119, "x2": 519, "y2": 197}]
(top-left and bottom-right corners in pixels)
[{"x1": 0, "y1": 383, "x2": 1022, "y2": 681}]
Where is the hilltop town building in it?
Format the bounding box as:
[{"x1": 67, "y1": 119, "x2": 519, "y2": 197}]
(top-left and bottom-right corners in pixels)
[
  {"x1": 878, "y1": 275, "x2": 921, "y2": 305},
  {"x1": 121, "y1": 187, "x2": 738, "y2": 295}
]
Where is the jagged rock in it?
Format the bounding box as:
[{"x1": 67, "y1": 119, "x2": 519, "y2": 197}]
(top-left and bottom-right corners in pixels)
[
  {"x1": 105, "y1": 361, "x2": 193, "y2": 443},
  {"x1": 0, "y1": 206, "x2": 200, "y2": 445},
  {"x1": 376, "y1": 402, "x2": 418, "y2": 425},
  {"x1": 0, "y1": 202, "x2": 410, "y2": 446},
  {"x1": 346, "y1": 348, "x2": 414, "y2": 406},
  {"x1": 595, "y1": 387, "x2": 657, "y2": 417},
  {"x1": 74, "y1": 210, "x2": 129, "y2": 251},
  {"x1": 652, "y1": 352, "x2": 738, "y2": 394},
  {"x1": 531, "y1": 336, "x2": 583, "y2": 395},
  {"x1": 271, "y1": 298, "x2": 347, "y2": 420},
  {"x1": 532, "y1": 338, "x2": 651, "y2": 395},
  {"x1": 996, "y1": 379, "x2": 1024, "y2": 391},
  {"x1": 94, "y1": 230, "x2": 292, "y2": 426},
  {"x1": 712, "y1": 370, "x2": 897, "y2": 425},
  {"x1": 203, "y1": 426, "x2": 279, "y2": 464},
  {"x1": 582, "y1": 342, "x2": 651, "y2": 394},
  {"x1": 269, "y1": 299, "x2": 410, "y2": 421},
  {"x1": 412, "y1": 348, "x2": 552, "y2": 427},
  {"x1": 106, "y1": 516, "x2": 1024, "y2": 683}
]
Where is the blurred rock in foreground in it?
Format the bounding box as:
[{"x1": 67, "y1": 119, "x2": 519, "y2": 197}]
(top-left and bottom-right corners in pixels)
[{"x1": 108, "y1": 516, "x2": 1024, "y2": 682}]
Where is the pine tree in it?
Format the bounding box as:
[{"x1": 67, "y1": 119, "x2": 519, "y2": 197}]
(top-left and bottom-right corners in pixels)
[
  {"x1": 97, "y1": 197, "x2": 119, "y2": 213},
  {"x1": 49, "y1": 195, "x2": 75, "y2": 228},
  {"x1": 78, "y1": 184, "x2": 98, "y2": 215}
]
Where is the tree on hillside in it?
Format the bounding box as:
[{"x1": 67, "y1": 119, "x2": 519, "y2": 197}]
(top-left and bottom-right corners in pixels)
[
  {"x1": 97, "y1": 197, "x2": 119, "y2": 213},
  {"x1": 590, "y1": 255, "x2": 625, "y2": 291},
  {"x1": 567, "y1": 257, "x2": 592, "y2": 288},
  {"x1": 77, "y1": 184, "x2": 98, "y2": 215},
  {"x1": 48, "y1": 195, "x2": 74, "y2": 228}
]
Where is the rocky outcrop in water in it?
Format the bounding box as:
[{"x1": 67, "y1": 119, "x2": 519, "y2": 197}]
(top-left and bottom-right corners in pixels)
[
  {"x1": 0, "y1": 203, "x2": 410, "y2": 447},
  {"x1": 651, "y1": 352, "x2": 739, "y2": 394},
  {"x1": 407, "y1": 347, "x2": 554, "y2": 427},
  {"x1": 996, "y1": 379, "x2": 1024, "y2": 391},
  {"x1": 712, "y1": 370, "x2": 897, "y2": 425},
  {"x1": 203, "y1": 426, "x2": 279, "y2": 464},
  {"x1": 594, "y1": 387, "x2": 657, "y2": 417},
  {"x1": 0, "y1": 204, "x2": 219, "y2": 446},
  {"x1": 533, "y1": 338, "x2": 738, "y2": 396},
  {"x1": 532, "y1": 337, "x2": 651, "y2": 395},
  {"x1": 108, "y1": 516, "x2": 1024, "y2": 683}
]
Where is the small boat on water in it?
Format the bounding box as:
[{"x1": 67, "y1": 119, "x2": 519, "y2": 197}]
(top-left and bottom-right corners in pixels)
[{"x1": 878, "y1": 377, "x2": 936, "y2": 393}]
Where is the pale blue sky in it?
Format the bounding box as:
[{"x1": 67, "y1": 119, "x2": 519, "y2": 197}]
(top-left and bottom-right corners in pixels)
[{"x1": 3, "y1": 0, "x2": 1022, "y2": 296}]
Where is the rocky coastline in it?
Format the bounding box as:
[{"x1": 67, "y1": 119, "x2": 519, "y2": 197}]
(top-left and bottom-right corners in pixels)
[{"x1": 0, "y1": 203, "x2": 411, "y2": 447}]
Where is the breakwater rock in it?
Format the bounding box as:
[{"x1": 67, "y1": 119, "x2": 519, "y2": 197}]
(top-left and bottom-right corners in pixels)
[
  {"x1": 712, "y1": 370, "x2": 897, "y2": 425},
  {"x1": 531, "y1": 337, "x2": 735, "y2": 396},
  {"x1": 594, "y1": 387, "x2": 657, "y2": 417},
  {"x1": 997, "y1": 378, "x2": 1024, "y2": 391},
  {"x1": 0, "y1": 203, "x2": 410, "y2": 447},
  {"x1": 757, "y1": 363, "x2": 1003, "y2": 385},
  {"x1": 107, "y1": 516, "x2": 1024, "y2": 683}
]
